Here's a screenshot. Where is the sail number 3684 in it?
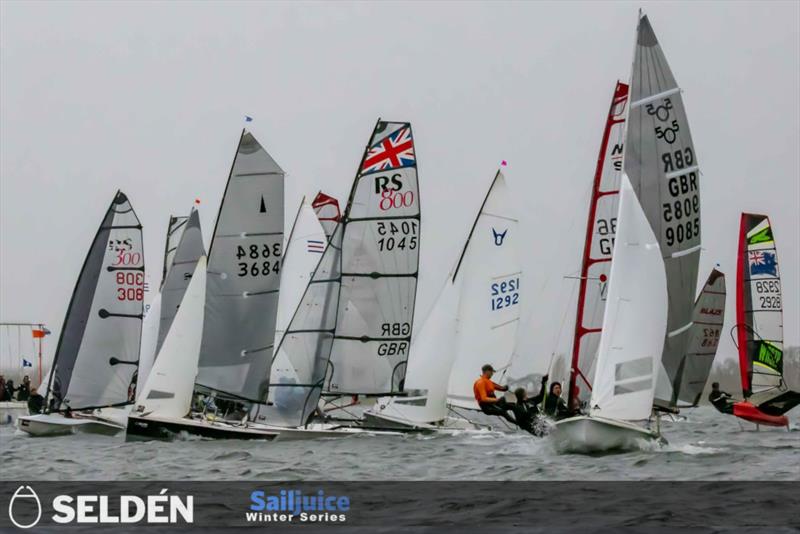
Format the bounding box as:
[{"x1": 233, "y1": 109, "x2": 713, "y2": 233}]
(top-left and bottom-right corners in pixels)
[{"x1": 236, "y1": 244, "x2": 281, "y2": 277}]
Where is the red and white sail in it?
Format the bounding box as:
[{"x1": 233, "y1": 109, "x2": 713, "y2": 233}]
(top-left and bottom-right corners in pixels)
[{"x1": 567, "y1": 82, "x2": 629, "y2": 410}]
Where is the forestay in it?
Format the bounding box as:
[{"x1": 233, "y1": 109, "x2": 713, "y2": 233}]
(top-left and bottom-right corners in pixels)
[
  {"x1": 588, "y1": 175, "x2": 667, "y2": 421},
  {"x1": 446, "y1": 171, "x2": 522, "y2": 409},
  {"x1": 625, "y1": 15, "x2": 701, "y2": 407},
  {"x1": 568, "y1": 82, "x2": 629, "y2": 410},
  {"x1": 157, "y1": 209, "x2": 205, "y2": 355},
  {"x1": 736, "y1": 214, "x2": 784, "y2": 397},
  {"x1": 676, "y1": 268, "x2": 726, "y2": 406},
  {"x1": 195, "y1": 130, "x2": 285, "y2": 402},
  {"x1": 46, "y1": 191, "x2": 144, "y2": 411},
  {"x1": 312, "y1": 191, "x2": 341, "y2": 239}
]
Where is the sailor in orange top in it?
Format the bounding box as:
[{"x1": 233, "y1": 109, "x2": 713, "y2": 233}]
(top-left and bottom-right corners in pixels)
[{"x1": 473, "y1": 364, "x2": 517, "y2": 425}]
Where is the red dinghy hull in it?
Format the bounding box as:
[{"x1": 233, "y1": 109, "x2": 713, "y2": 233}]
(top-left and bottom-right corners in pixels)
[{"x1": 733, "y1": 401, "x2": 789, "y2": 427}]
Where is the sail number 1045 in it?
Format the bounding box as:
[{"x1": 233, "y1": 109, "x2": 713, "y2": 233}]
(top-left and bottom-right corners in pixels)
[{"x1": 491, "y1": 277, "x2": 520, "y2": 311}]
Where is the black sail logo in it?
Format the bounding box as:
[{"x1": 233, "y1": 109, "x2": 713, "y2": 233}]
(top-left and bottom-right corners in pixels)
[{"x1": 8, "y1": 485, "x2": 42, "y2": 529}]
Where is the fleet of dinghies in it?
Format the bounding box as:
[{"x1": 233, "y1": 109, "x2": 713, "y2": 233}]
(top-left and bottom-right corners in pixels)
[{"x1": 15, "y1": 12, "x2": 797, "y2": 449}]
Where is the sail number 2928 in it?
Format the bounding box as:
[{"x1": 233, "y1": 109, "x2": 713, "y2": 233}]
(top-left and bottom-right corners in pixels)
[
  {"x1": 236, "y1": 243, "x2": 281, "y2": 277},
  {"x1": 491, "y1": 277, "x2": 520, "y2": 311}
]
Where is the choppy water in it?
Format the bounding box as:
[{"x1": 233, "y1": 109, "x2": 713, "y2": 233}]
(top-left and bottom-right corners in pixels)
[{"x1": 1, "y1": 407, "x2": 797, "y2": 481}]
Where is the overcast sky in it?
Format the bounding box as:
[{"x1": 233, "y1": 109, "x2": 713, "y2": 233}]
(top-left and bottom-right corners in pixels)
[{"x1": 1, "y1": 1, "x2": 798, "y2": 377}]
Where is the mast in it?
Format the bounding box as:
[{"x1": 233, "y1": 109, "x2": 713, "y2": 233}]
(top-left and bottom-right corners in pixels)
[
  {"x1": 567, "y1": 82, "x2": 629, "y2": 410},
  {"x1": 736, "y1": 213, "x2": 750, "y2": 396}
]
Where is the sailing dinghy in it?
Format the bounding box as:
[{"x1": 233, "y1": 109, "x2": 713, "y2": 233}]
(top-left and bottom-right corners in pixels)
[
  {"x1": 731, "y1": 213, "x2": 799, "y2": 427},
  {"x1": 127, "y1": 129, "x2": 284, "y2": 441},
  {"x1": 365, "y1": 169, "x2": 521, "y2": 430},
  {"x1": 554, "y1": 13, "x2": 703, "y2": 452},
  {"x1": 18, "y1": 191, "x2": 144, "y2": 436}
]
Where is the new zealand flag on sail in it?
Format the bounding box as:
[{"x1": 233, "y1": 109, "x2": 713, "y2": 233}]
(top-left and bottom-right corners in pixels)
[{"x1": 749, "y1": 251, "x2": 777, "y2": 277}]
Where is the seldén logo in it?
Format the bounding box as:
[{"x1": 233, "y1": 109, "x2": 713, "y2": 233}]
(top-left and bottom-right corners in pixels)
[
  {"x1": 8, "y1": 486, "x2": 42, "y2": 529},
  {"x1": 248, "y1": 489, "x2": 349, "y2": 523},
  {"x1": 7, "y1": 486, "x2": 193, "y2": 528}
]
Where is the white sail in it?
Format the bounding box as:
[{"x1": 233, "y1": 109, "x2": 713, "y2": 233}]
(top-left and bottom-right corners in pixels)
[
  {"x1": 135, "y1": 257, "x2": 207, "y2": 418},
  {"x1": 446, "y1": 172, "x2": 521, "y2": 409},
  {"x1": 270, "y1": 199, "x2": 326, "y2": 387},
  {"x1": 136, "y1": 293, "x2": 161, "y2": 398},
  {"x1": 589, "y1": 174, "x2": 667, "y2": 421}
]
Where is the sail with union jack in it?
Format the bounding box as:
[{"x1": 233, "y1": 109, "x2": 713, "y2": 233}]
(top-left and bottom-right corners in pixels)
[{"x1": 361, "y1": 126, "x2": 415, "y2": 173}]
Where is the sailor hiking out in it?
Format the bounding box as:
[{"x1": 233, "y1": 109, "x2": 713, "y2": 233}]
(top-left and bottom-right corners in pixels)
[{"x1": 473, "y1": 364, "x2": 517, "y2": 425}]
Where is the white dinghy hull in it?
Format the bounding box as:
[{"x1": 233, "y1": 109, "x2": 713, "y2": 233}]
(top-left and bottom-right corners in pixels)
[
  {"x1": 1, "y1": 401, "x2": 29, "y2": 426},
  {"x1": 551, "y1": 415, "x2": 662, "y2": 453},
  {"x1": 17, "y1": 413, "x2": 124, "y2": 437}
]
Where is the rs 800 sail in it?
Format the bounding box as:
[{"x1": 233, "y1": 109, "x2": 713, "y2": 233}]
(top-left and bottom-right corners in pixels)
[{"x1": 46, "y1": 191, "x2": 144, "y2": 411}]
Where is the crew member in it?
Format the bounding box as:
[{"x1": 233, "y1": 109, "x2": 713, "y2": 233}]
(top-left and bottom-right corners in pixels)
[
  {"x1": 542, "y1": 381, "x2": 569, "y2": 420},
  {"x1": 473, "y1": 364, "x2": 516, "y2": 425},
  {"x1": 27, "y1": 387, "x2": 44, "y2": 415},
  {"x1": 708, "y1": 382, "x2": 735, "y2": 414},
  {"x1": 511, "y1": 374, "x2": 548, "y2": 435}
]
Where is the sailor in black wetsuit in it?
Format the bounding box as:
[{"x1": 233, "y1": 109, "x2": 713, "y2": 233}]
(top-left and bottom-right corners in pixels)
[
  {"x1": 511, "y1": 375, "x2": 549, "y2": 435},
  {"x1": 708, "y1": 382, "x2": 735, "y2": 414},
  {"x1": 542, "y1": 381, "x2": 570, "y2": 420}
]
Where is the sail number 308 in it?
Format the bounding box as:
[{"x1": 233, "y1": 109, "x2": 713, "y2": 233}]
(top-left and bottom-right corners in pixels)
[{"x1": 236, "y1": 243, "x2": 281, "y2": 277}]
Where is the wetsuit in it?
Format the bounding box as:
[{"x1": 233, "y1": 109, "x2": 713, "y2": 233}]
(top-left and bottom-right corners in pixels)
[
  {"x1": 709, "y1": 389, "x2": 735, "y2": 414},
  {"x1": 512, "y1": 379, "x2": 547, "y2": 435},
  {"x1": 27, "y1": 393, "x2": 44, "y2": 415},
  {"x1": 474, "y1": 377, "x2": 516, "y2": 425},
  {"x1": 543, "y1": 395, "x2": 569, "y2": 420}
]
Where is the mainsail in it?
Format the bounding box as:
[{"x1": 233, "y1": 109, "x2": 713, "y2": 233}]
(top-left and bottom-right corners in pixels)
[
  {"x1": 46, "y1": 191, "x2": 144, "y2": 411},
  {"x1": 161, "y1": 215, "x2": 189, "y2": 287},
  {"x1": 674, "y1": 268, "x2": 726, "y2": 406},
  {"x1": 567, "y1": 82, "x2": 629, "y2": 410},
  {"x1": 324, "y1": 120, "x2": 421, "y2": 395},
  {"x1": 195, "y1": 130, "x2": 285, "y2": 402},
  {"x1": 445, "y1": 171, "x2": 521, "y2": 409},
  {"x1": 156, "y1": 209, "x2": 205, "y2": 355},
  {"x1": 625, "y1": 14, "x2": 701, "y2": 408},
  {"x1": 312, "y1": 191, "x2": 341, "y2": 239},
  {"x1": 736, "y1": 214, "x2": 784, "y2": 397},
  {"x1": 261, "y1": 120, "x2": 420, "y2": 426}
]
